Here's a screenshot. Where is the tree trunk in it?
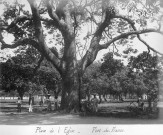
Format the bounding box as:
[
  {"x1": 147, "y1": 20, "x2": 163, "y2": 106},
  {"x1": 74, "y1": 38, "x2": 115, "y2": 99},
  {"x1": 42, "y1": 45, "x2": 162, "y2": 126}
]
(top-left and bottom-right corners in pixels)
[
  {"x1": 99, "y1": 94, "x2": 102, "y2": 103},
  {"x1": 125, "y1": 94, "x2": 127, "y2": 99},
  {"x1": 60, "y1": 73, "x2": 80, "y2": 112},
  {"x1": 86, "y1": 86, "x2": 91, "y2": 101},
  {"x1": 103, "y1": 94, "x2": 107, "y2": 102},
  {"x1": 59, "y1": 36, "x2": 81, "y2": 112},
  {"x1": 20, "y1": 95, "x2": 23, "y2": 100},
  {"x1": 17, "y1": 89, "x2": 24, "y2": 100},
  {"x1": 148, "y1": 98, "x2": 152, "y2": 109}
]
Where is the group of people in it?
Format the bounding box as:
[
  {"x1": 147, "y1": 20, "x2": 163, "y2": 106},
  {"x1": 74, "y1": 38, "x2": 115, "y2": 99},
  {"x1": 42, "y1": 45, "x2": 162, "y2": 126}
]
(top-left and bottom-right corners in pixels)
[
  {"x1": 43, "y1": 96, "x2": 59, "y2": 111},
  {"x1": 17, "y1": 94, "x2": 99, "y2": 113},
  {"x1": 81, "y1": 94, "x2": 99, "y2": 115},
  {"x1": 17, "y1": 96, "x2": 34, "y2": 113},
  {"x1": 17, "y1": 95, "x2": 59, "y2": 113}
]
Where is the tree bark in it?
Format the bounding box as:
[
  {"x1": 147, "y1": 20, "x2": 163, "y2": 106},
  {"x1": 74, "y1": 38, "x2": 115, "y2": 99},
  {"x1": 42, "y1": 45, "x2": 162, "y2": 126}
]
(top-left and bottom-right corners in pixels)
[
  {"x1": 99, "y1": 94, "x2": 102, "y2": 103},
  {"x1": 59, "y1": 35, "x2": 81, "y2": 112},
  {"x1": 148, "y1": 98, "x2": 152, "y2": 109},
  {"x1": 18, "y1": 91, "x2": 24, "y2": 100},
  {"x1": 103, "y1": 94, "x2": 107, "y2": 102},
  {"x1": 17, "y1": 87, "x2": 24, "y2": 100},
  {"x1": 60, "y1": 70, "x2": 80, "y2": 112}
]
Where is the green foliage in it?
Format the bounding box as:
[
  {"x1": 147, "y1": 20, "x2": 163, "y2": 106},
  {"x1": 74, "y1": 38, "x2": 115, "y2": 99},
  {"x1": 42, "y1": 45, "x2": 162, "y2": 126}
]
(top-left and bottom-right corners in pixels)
[
  {"x1": 83, "y1": 62, "x2": 107, "y2": 96},
  {"x1": 2, "y1": 2, "x2": 34, "y2": 40},
  {"x1": 0, "y1": 0, "x2": 162, "y2": 111},
  {"x1": 123, "y1": 47, "x2": 138, "y2": 54},
  {"x1": 13, "y1": 46, "x2": 40, "y2": 66},
  {"x1": 128, "y1": 51, "x2": 162, "y2": 102},
  {"x1": 101, "y1": 52, "x2": 124, "y2": 77},
  {"x1": 128, "y1": 51, "x2": 158, "y2": 71},
  {"x1": 83, "y1": 51, "x2": 162, "y2": 101},
  {"x1": 0, "y1": 60, "x2": 33, "y2": 97},
  {"x1": 1, "y1": 45, "x2": 61, "y2": 97}
]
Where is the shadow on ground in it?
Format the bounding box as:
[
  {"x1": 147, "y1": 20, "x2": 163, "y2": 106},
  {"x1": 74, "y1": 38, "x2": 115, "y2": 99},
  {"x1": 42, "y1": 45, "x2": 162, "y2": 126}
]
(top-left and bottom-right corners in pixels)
[
  {"x1": 1, "y1": 101, "x2": 163, "y2": 125},
  {"x1": 0, "y1": 108, "x2": 163, "y2": 125}
]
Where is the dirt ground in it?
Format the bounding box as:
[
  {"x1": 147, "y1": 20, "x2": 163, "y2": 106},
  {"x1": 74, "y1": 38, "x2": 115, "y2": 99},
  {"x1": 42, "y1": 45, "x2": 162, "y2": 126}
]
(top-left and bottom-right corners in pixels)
[{"x1": 0, "y1": 99, "x2": 163, "y2": 125}]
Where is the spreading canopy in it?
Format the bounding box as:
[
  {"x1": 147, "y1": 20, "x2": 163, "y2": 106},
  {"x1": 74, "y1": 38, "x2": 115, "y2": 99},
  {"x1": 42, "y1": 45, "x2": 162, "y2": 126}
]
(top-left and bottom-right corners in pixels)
[
  {"x1": 0, "y1": 0, "x2": 163, "y2": 74},
  {"x1": 1, "y1": 0, "x2": 163, "y2": 110}
]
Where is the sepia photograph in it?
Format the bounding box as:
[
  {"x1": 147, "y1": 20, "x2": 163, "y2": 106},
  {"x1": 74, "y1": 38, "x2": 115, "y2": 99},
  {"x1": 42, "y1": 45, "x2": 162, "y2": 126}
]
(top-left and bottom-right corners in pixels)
[{"x1": 0, "y1": 0, "x2": 163, "y2": 132}]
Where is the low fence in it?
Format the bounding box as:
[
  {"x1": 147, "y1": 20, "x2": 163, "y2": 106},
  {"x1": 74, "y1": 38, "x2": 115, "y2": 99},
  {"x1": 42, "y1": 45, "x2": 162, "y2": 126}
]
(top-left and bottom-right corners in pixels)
[
  {"x1": 0, "y1": 97, "x2": 28, "y2": 100},
  {"x1": 0, "y1": 96, "x2": 60, "y2": 101}
]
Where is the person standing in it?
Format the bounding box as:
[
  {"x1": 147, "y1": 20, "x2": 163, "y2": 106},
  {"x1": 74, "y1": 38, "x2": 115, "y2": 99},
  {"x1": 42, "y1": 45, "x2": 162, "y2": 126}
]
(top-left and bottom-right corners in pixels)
[
  {"x1": 137, "y1": 97, "x2": 141, "y2": 107},
  {"x1": 29, "y1": 97, "x2": 34, "y2": 112},
  {"x1": 39, "y1": 96, "x2": 43, "y2": 106},
  {"x1": 54, "y1": 96, "x2": 59, "y2": 110},
  {"x1": 137, "y1": 97, "x2": 144, "y2": 111},
  {"x1": 17, "y1": 97, "x2": 22, "y2": 113},
  {"x1": 46, "y1": 97, "x2": 52, "y2": 111},
  {"x1": 91, "y1": 94, "x2": 99, "y2": 113}
]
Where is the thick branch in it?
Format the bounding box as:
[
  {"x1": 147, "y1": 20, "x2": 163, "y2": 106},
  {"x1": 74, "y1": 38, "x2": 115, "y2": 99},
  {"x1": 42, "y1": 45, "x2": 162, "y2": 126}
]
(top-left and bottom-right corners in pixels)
[
  {"x1": 94, "y1": 15, "x2": 110, "y2": 39},
  {"x1": 0, "y1": 15, "x2": 56, "y2": 32},
  {"x1": 27, "y1": 0, "x2": 62, "y2": 74},
  {"x1": 27, "y1": 0, "x2": 43, "y2": 40},
  {"x1": 45, "y1": 0, "x2": 74, "y2": 42},
  {"x1": 99, "y1": 29, "x2": 163, "y2": 56},
  {"x1": 81, "y1": 6, "x2": 116, "y2": 71},
  {"x1": 0, "y1": 37, "x2": 39, "y2": 50},
  {"x1": 114, "y1": 15, "x2": 163, "y2": 55},
  {"x1": 33, "y1": 55, "x2": 44, "y2": 74},
  {"x1": 45, "y1": 0, "x2": 65, "y2": 29}
]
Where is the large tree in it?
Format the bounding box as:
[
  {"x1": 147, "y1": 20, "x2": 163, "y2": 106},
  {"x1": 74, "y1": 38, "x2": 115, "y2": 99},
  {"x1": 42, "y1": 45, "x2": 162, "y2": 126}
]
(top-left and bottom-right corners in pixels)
[
  {"x1": 1, "y1": 60, "x2": 33, "y2": 99},
  {"x1": 0, "y1": 46, "x2": 60, "y2": 99},
  {"x1": 101, "y1": 52, "x2": 124, "y2": 77},
  {"x1": 0, "y1": 0, "x2": 163, "y2": 111},
  {"x1": 128, "y1": 51, "x2": 162, "y2": 108}
]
